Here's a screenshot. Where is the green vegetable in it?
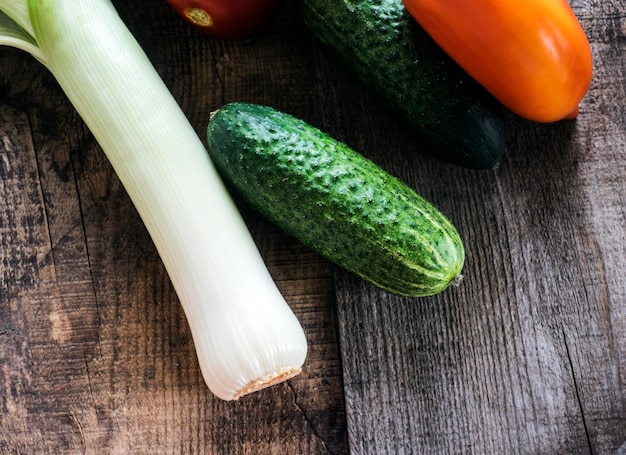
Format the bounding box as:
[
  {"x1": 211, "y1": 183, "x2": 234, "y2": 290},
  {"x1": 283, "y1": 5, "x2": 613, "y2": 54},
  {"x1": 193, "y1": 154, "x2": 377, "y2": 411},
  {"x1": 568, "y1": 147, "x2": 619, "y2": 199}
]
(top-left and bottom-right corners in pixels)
[
  {"x1": 207, "y1": 102, "x2": 465, "y2": 297},
  {"x1": 298, "y1": 0, "x2": 506, "y2": 169},
  {"x1": 0, "y1": 0, "x2": 307, "y2": 401}
]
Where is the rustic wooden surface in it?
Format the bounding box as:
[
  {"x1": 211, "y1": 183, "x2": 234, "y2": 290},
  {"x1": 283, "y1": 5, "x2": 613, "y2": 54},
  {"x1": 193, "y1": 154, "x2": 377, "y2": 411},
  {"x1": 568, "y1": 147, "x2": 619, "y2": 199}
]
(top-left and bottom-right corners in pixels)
[{"x1": 1, "y1": 0, "x2": 624, "y2": 453}]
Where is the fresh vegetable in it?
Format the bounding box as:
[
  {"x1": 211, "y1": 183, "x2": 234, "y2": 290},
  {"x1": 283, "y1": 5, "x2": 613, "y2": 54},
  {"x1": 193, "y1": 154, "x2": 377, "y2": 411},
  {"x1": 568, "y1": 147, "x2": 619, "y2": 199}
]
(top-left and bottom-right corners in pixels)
[
  {"x1": 165, "y1": 0, "x2": 282, "y2": 39},
  {"x1": 402, "y1": 0, "x2": 592, "y2": 122},
  {"x1": 207, "y1": 102, "x2": 465, "y2": 297},
  {"x1": 298, "y1": 0, "x2": 506, "y2": 169},
  {"x1": 0, "y1": 9, "x2": 43, "y2": 63},
  {"x1": 0, "y1": 0, "x2": 307, "y2": 401}
]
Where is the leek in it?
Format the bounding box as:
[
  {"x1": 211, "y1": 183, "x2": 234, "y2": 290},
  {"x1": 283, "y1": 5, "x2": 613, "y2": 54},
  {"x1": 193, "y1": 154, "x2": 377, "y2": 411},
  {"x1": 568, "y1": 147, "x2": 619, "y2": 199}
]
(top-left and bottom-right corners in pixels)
[
  {"x1": 0, "y1": 0, "x2": 307, "y2": 401},
  {"x1": 0, "y1": 11, "x2": 44, "y2": 63}
]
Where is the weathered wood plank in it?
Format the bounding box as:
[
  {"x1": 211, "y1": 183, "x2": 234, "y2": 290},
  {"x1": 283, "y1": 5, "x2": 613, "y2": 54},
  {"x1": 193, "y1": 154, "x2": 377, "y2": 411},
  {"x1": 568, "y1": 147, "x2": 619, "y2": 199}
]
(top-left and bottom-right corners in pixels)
[
  {"x1": 1, "y1": 0, "x2": 625, "y2": 453},
  {"x1": 0, "y1": 1, "x2": 347, "y2": 454},
  {"x1": 312, "y1": 0, "x2": 626, "y2": 453}
]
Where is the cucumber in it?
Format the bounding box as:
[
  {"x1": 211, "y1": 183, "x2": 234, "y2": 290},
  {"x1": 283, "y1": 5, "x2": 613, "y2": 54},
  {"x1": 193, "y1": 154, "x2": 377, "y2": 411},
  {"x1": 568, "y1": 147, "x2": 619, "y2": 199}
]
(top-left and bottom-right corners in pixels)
[
  {"x1": 298, "y1": 0, "x2": 506, "y2": 169},
  {"x1": 206, "y1": 102, "x2": 465, "y2": 297}
]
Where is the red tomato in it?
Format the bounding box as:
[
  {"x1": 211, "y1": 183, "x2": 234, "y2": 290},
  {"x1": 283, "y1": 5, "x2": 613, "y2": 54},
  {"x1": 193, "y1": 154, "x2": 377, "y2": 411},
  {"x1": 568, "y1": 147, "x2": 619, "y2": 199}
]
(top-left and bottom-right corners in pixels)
[
  {"x1": 402, "y1": 0, "x2": 592, "y2": 122},
  {"x1": 166, "y1": 0, "x2": 283, "y2": 39}
]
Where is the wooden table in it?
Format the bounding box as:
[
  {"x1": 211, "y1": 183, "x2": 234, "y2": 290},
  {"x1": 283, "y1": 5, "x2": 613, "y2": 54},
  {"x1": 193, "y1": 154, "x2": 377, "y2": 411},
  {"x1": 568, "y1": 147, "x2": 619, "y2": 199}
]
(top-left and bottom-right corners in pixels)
[{"x1": 1, "y1": 1, "x2": 624, "y2": 453}]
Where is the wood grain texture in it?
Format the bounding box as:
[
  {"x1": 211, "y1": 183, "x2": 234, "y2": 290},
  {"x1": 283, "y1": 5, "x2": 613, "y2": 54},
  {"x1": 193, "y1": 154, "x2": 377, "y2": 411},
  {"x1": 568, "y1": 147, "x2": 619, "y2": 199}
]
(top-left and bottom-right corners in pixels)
[
  {"x1": 1, "y1": 2, "x2": 346, "y2": 454},
  {"x1": 0, "y1": 0, "x2": 624, "y2": 454},
  {"x1": 314, "y1": 0, "x2": 626, "y2": 453}
]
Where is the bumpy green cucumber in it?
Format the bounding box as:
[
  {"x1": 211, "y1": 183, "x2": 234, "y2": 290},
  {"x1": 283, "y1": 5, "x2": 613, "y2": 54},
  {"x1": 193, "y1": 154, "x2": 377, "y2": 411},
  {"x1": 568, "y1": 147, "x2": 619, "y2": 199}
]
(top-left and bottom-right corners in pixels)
[
  {"x1": 206, "y1": 102, "x2": 464, "y2": 297},
  {"x1": 298, "y1": 0, "x2": 505, "y2": 169}
]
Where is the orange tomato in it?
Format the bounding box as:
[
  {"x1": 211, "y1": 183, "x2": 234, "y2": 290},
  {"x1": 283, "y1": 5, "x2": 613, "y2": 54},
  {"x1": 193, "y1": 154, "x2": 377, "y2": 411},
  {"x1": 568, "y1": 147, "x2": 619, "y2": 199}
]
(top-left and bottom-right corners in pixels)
[{"x1": 402, "y1": 0, "x2": 593, "y2": 122}]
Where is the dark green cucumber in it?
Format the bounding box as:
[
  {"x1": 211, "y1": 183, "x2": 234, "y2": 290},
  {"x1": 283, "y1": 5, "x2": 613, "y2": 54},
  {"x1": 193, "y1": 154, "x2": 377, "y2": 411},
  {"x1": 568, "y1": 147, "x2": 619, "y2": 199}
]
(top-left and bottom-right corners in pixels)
[
  {"x1": 207, "y1": 102, "x2": 464, "y2": 297},
  {"x1": 298, "y1": 0, "x2": 505, "y2": 169}
]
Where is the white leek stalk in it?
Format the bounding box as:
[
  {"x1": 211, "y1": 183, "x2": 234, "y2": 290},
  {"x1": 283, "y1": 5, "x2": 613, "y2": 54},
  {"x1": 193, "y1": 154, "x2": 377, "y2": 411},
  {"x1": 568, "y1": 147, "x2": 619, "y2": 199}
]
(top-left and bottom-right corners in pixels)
[
  {"x1": 0, "y1": 0, "x2": 307, "y2": 400},
  {"x1": 0, "y1": 11, "x2": 44, "y2": 63}
]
